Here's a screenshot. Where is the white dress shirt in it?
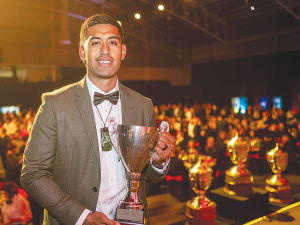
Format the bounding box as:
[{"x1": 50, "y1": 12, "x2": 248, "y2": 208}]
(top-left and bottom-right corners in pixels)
[{"x1": 76, "y1": 76, "x2": 127, "y2": 224}]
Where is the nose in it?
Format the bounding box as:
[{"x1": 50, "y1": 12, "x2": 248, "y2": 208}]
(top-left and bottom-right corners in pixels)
[{"x1": 100, "y1": 42, "x2": 110, "y2": 56}]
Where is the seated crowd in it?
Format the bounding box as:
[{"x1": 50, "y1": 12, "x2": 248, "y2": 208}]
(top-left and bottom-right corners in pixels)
[
  {"x1": 154, "y1": 103, "x2": 300, "y2": 200},
  {"x1": 0, "y1": 103, "x2": 300, "y2": 219},
  {"x1": 0, "y1": 109, "x2": 41, "y2": 224}
]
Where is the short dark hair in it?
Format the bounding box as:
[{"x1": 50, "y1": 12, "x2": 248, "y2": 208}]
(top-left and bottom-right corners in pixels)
[
  {"x1": 79, "y1": 13, "x2": 124, "y2": 46},
  {"x1": 1, "y1": 181, "x2": 18, "y2": 199}
]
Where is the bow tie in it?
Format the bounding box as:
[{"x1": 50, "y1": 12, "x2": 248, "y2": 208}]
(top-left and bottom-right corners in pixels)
[
  {"x1": 94, "y1": 91, "x2": 119, "y2": 105},
  {"x1": 248, "y1": 153, "x2": 260, "y2": 159},
  {"x1": 165, "y1": 174, "x2": 183, "y2": 182}
]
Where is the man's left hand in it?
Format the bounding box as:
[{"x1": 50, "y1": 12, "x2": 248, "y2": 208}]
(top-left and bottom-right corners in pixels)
[{"x1": 152, "y1": 132, "x2": 176, "y2": 165}]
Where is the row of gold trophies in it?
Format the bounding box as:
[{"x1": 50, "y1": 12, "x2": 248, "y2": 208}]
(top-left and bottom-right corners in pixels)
[
  {"x1": 185, "y1": 134, "x2": 294, "y2": 225},
  {"x1": 104, "y1": 122, "x2": 294, "y2": 225}
]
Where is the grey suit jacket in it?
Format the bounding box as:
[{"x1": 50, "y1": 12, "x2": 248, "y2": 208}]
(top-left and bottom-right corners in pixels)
[{"x1": 21, "y1": 77, "x2": 166, "y2": 225}]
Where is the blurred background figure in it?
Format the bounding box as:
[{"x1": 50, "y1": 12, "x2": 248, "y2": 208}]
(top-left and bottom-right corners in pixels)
[
  {"x1": 0, "y1": 181, "x2": 32, "y2": 224},
  {"x1": 165, "y1": 146, "x2": 190, "y2": 202}
]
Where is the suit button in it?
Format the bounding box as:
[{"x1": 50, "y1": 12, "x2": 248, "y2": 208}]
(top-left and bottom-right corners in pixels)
[{"x1": 93, "y1": 187, "x2": 98, "y2": 192}]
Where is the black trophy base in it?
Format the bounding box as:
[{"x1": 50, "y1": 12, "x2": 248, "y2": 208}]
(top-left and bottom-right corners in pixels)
[{"x1": 116, "y1": 208, "x2": 144, "y2": 225}]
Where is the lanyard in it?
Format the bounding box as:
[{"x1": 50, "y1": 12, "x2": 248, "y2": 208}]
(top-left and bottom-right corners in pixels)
[{"x1": 95, "y1": 103, "x2": 113, "y2": 127}]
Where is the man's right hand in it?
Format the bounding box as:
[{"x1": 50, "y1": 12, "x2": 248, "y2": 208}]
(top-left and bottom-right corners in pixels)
[{"x1": 84, "y1": 212, "x2": 120, "y2": 225}]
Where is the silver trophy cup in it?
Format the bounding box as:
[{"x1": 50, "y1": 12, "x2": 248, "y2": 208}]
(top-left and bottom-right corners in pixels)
[{"x1": 108, "y1": 120, "x2": 158, "y2": 225}]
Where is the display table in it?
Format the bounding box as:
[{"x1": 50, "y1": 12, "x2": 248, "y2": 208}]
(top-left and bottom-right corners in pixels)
[
  {"x1": 208, "y1": 187, "x2": 269, "y2": 223},
  {"x1": 147, "y1": 193, "x2": 186, "y2": 225},
  {"x1": 245, "y1": 201, "x2": 300, "y2": 225}
]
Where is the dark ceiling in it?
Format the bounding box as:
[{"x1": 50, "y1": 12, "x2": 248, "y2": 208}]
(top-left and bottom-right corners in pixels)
[
  {"x1": 77, "y1": 0, "x2": 300, "y2": 55},
  {"x1": 1, "y1": 0, "x2": 299, "y2": 65}
]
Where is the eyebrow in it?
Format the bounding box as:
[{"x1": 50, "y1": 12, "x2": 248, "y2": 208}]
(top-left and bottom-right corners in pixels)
[{"x1": 90, "y1": 36, "x2": 120, "y2": 41}]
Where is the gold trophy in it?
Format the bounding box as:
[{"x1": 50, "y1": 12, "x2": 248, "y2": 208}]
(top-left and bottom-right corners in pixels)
[
  {"x1": 265, "y1": 143, "x2": 294, "y2": 203},
  {"x1": 224, "y1": 134, "x2": 254, "y2": 196},
  {"x1": 186, "y1": 157, "x2": 217, "y2": 225}
]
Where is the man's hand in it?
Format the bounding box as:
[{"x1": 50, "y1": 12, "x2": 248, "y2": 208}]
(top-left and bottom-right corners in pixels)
[
  {"x1": 153, "y1": 132, "x2": 176, "y2": 165},
  {"x1": 84, "y1": 212, "x2": 120, "y2": 225}
]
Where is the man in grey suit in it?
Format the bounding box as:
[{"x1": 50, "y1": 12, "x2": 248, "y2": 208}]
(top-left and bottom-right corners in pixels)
[{"x1": 21, "y1": 14, "x2": 175, "y2": 225}]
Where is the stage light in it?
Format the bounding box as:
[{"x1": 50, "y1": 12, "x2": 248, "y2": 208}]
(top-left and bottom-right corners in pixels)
[
  {"x1": 251, "y1": 6, "x2": 255, "y2": 10},
  {"x1": 158, "y1": 4, "x2": 164, "y2": 11},
  {"x1": 135, "y1": 13, "x2": 141, "y2": 19}
]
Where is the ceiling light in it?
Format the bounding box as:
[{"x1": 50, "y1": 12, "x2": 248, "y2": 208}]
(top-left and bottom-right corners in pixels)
[
  {"x1": 251, "y1": 6, "x2": 255, "y2": 10},
  {"x1": 135, "y1": 13, "x2": 141, "y2": 19},
  {"x1": 158, "y1": 4, "x2": 164, "y2": 11}
]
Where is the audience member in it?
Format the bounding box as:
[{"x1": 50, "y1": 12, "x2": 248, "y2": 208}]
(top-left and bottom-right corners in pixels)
[
  {"x1": 0, "y1": 127, "x2": 10, "y2": 171},
  {"x1": 281, "y1": 135, "x2": 299, "y2": 174},
  {"x1": 1, "y1": 181, "x2": 32, "y2": 224},
  {"x1": 166, "y1": 146, "x2": 190, "y2": 201},
  {"x1": 5, "y1": 142, "x2": 23, "y2": 187}
]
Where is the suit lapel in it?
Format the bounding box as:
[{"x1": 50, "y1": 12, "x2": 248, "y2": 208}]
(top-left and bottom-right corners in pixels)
[
  {"x1": 119, "y1": 82, "x2": 133, "y2": 126},
  {"x1": 75, "y1": 77, "x2": 100, "y2": 165}
]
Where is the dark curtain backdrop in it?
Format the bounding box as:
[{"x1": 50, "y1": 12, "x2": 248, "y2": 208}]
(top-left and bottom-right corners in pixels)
[{"x1": 191, "y1": 50, "x2": 300, "y2": 111}]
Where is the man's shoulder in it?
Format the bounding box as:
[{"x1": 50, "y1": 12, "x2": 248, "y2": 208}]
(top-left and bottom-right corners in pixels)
[
  {"x1": 42, "y1": 78, "x2": 84, "y2": 101},
  {"x1": 119, "y1": 83, "x2": 152, "y2": 104},
  {"x1": 43, "y1": 82, "x2": 77, "y2": 98}
]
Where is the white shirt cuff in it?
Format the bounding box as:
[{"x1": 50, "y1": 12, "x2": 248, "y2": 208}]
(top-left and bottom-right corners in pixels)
[
  {"x1": 151, "y1": 157, "x2": 170, "y2": 174},
  {"x1": 76, "y1": 209, "x2": 92, "y2": 225}
]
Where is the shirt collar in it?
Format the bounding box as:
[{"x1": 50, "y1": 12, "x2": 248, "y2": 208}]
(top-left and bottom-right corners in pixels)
[{"x1": 86, "y1": 75, "x2": 119, "y2": 104}]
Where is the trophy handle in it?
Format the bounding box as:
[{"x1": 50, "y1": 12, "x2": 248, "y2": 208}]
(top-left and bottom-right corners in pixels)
[
  {"x1": 108, "y1": 117, "x2": 121, "y2": 161},
  {"x1": 149, "y1": 121, "x2": 169, "y2": 165}
]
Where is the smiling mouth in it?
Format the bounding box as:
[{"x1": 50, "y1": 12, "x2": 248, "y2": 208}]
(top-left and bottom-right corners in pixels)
[{"x1": 97, "y1": 60, "x2": 112, "y2": 64}]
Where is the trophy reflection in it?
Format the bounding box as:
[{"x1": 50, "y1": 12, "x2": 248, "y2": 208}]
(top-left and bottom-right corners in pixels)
[
  {"x1": 109, "y1": 121, "x2": 158, "y2": 225},
  {"x1": 265, "y1": 143, "x2": 294, "y2": 203},
  {"x1": 186, "y1": 157, "x2": 217, "y2": 225},
  {"x1": 224, "y1": 134, "x2": 254, "y2": 196}
]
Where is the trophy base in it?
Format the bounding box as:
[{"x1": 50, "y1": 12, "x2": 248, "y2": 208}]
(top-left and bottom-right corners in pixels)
[
  {"x1": 265, "y1": 174, "x2": 294, "y2": 203},
  {"x1": 185, "y1": 199, "x2": 217, "y2": 225},
  {"x1": 116, "y1": 219, "x2": 144, "y2": 225},
  {"x1": 224, "y1": 166, "x2": 254, "y2": 197},
  {"x1": 116, "y1": 208, "x2": 144, "y2": 225},
  {"x1": 223, "y1": 183, "x2": 254, "y2": 197}
]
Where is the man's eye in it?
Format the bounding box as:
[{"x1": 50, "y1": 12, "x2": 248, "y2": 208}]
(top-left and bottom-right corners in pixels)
[
  {"x1": 92, "y1": 41, "x2": 100, "y2": 45},
  {"x1": 110, "y1": 41, "x2": 117, "y2": 45}
]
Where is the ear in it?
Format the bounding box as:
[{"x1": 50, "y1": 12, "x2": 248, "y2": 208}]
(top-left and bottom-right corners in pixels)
[
  {"x1": 79, "y1": 45, "x2": 86, "y2": 63},
  {"x1": 121, "y1": 44, "x2": 127, "y2": 60}
]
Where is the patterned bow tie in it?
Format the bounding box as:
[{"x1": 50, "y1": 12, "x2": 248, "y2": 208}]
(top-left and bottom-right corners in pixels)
[{"x1": 94, "y1": 91, "x2": 119, "y2": 105}]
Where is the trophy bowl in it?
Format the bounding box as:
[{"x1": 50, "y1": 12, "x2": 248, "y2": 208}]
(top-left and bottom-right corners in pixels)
[
  {"x1": 265, "y1": 143, "x2": 294, "y2": 203},
  {"x1": 224, "y1": 135, "x2": 254, "y2": 197},
  {"x1": 186, "y1": 157, "x2": 217, "y2": 225},
  {"x1": 109, "y1": 121, "x2": 158, "y2": 225}
]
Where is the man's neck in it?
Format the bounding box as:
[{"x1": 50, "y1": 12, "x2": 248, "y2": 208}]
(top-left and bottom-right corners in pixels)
[{"x1": 88, "y1": 75, "x2": 118, "y2": 93}]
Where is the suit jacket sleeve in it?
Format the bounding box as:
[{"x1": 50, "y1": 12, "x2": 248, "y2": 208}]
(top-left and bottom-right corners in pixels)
[
  {"x1": 21, "y1": 93, "x2": 86, "y2": 225},
  {"x1": 143, "y1": 98, "x2": 169, "y2": 183}
]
